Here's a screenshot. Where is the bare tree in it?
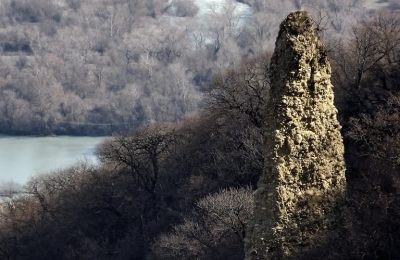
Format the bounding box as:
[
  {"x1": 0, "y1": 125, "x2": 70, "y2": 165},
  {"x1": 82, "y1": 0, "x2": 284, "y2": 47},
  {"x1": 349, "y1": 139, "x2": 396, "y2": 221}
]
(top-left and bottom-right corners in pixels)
[
  {"x1": 347, "y1": 94, "x2": 400, "y2": 168},
  {"x1": 331, "y1": 12, "x2": 400, "y2": 119},
  {"x1": 97, "y1": 123, "x2": 176, "y2": 195},
  {"x1": 0, "y1": 181, "x2": 22, "y2": 199},
  {"x1": 151, "y1": 187, "x2": 254, "y2": 260},
  {"x1": 207, "y1": 52, "x2": 271, "y2": 128}
]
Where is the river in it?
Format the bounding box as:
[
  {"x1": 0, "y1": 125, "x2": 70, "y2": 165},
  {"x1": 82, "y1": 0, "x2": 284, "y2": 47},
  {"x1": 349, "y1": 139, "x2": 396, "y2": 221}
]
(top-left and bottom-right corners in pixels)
[{"x1": 0, "y1": 136, "x2": 106, "y2": 186}]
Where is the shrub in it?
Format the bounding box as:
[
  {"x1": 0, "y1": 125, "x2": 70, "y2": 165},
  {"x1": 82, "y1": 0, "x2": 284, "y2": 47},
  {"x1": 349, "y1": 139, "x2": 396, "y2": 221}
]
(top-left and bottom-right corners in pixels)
[{"x1": 150, "y1": 187, "x2": 253, "y2": 260}]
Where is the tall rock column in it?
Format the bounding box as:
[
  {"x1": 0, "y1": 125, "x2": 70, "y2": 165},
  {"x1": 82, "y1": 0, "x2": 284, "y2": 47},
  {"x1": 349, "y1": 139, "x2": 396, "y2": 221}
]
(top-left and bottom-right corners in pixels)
[{"x1": 245, "y1": 11, "x2": 346, "y2": 259}]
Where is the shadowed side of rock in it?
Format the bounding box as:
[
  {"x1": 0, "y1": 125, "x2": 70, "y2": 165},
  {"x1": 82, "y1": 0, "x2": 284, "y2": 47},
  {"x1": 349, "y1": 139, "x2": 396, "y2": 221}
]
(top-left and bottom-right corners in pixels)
[{"x1": 245, "y1": 11, "x2": 346, "y2": 259}]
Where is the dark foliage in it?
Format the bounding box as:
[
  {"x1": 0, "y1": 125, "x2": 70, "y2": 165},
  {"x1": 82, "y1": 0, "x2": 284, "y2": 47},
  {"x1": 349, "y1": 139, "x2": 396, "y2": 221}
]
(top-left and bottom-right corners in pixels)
[
  {"x1": 329, "y1": 12, "x2": 400, "y2": 260},
  {"x1": 0, "y1": 109, "x2": 262, "y2": 259}
]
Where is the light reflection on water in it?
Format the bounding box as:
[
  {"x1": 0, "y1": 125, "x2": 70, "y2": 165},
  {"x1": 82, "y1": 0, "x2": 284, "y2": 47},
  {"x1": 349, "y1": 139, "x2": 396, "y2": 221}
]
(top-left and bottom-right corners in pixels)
[{"x1": 0, "y1": 136, "x2": 106, "y2": 185}]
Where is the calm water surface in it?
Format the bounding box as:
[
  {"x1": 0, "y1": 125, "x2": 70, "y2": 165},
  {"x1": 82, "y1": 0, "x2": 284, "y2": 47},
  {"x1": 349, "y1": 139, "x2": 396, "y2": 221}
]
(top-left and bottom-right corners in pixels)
[{"x1": 0, "y1": 136, "x2": 107, "y2": 185}]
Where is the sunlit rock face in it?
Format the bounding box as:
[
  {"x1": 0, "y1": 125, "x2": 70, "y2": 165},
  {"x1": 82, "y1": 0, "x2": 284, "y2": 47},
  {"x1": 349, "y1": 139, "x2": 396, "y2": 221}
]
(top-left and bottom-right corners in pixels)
[{"x1": 245, "y1": 11, "x2": 346, "y2": 259}]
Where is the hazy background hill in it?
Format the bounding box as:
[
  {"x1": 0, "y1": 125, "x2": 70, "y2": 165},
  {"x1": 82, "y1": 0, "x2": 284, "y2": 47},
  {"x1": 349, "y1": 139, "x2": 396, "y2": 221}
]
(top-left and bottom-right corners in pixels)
[{"x1": 0, "y1": 0, "x2": 397, "y2": 136}]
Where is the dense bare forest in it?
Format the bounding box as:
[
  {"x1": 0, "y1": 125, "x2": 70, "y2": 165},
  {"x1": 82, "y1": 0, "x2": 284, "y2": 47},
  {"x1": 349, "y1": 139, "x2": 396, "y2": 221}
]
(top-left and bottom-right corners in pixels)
[
  {"x1": 0, "y1": 0, "x2": 375, "y2": 135},
  {"x1": 1, "y1": 0, "x2": 400, "y2": 259}
]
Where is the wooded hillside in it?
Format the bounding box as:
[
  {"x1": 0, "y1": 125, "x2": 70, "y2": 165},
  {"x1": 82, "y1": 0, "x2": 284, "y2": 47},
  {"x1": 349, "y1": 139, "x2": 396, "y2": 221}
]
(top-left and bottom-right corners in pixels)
[{"x1": 0, "y1": 0, "x2": 371, "y2": 135}]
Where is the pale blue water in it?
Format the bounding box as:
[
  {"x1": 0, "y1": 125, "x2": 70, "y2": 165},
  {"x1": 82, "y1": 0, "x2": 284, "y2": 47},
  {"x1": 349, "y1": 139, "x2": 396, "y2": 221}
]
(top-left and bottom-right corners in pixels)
[{"x1": 0, "y1": 136, "x2": 106, "y2": 185}]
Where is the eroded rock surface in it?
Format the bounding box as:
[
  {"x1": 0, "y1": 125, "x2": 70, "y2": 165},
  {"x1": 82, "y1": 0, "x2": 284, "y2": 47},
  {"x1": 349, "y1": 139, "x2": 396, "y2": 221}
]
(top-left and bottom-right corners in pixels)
[{"x1": 245, "y1": 11, "x2": 346, "y2": 259}]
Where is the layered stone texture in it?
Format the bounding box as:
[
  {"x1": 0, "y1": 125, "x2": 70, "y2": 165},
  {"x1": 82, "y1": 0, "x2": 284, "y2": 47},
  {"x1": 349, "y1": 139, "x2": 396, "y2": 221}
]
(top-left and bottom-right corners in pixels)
[{"x1": 245, "y1": 11, "x2": 346, "y2": 259}]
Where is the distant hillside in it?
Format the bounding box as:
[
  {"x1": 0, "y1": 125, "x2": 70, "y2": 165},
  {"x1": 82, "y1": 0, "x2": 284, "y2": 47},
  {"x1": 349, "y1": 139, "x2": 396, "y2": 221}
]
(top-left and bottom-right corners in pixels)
[{"x1": 0, "y1": 0, "x2": 383, "y2": 136}]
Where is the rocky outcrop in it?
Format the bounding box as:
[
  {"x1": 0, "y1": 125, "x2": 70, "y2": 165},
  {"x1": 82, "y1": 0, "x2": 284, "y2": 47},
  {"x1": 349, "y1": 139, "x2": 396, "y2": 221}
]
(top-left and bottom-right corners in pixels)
[{"x1": 245, "y1": 11, "x2": 346, "y2": 259}]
